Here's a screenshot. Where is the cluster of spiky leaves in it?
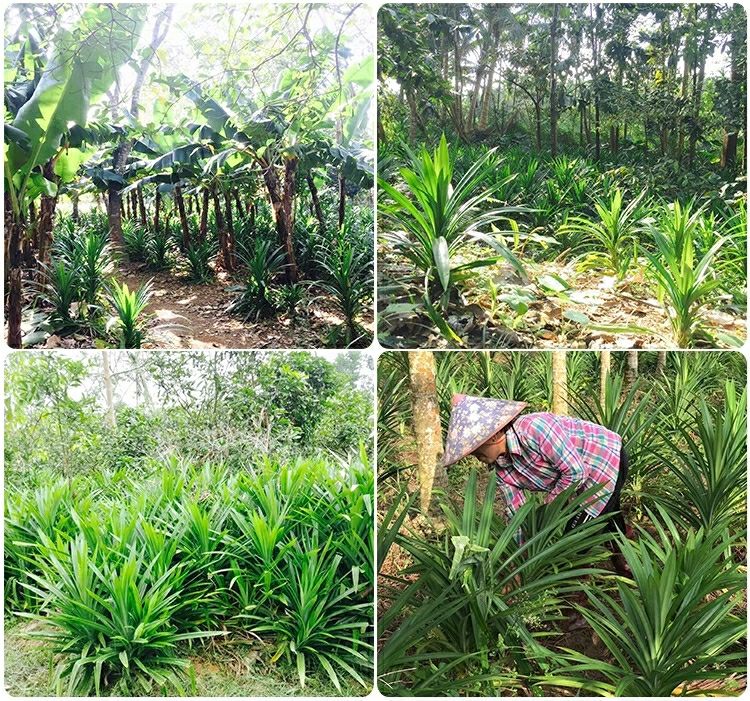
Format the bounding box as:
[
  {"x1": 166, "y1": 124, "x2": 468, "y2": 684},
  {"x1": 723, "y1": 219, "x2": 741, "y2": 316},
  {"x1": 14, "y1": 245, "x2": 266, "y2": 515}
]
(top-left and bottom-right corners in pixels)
[{"x1": 6, "y1": 455, "x2": 373, "y2": 695}]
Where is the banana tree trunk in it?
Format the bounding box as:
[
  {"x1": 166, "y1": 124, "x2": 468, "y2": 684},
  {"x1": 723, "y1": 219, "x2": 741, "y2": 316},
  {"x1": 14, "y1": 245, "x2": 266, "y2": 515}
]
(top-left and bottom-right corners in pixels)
[
  {"x1": 624, "y1": 350, "x2": 638, "y2": 389},
  {"x1": 306, "y1": 174, "x2": 325, "y2": 236},
  {"x1": 7, "y1": 267, "x2": 22, "y2": 348},
  {"x1": 280, "y1": 158, "x2": 299, "y2": 283},
  {"x1": 107, "y1": 187, "x2": 128, "y2": 261},
  {"x1": 137, "y1": 186, "x2": 147, "y2": 228},
  {"x1": 261, "y1": 157, "x2": 299, "y2": 283},
  {"x1": 175, "y1": 185, "x2": 190, "y2": 250},
  {"x1": 154, "y1": 189, "x2": 161, "y2": 234},
  {"x1": 5, "y1": 202, "x2": 23, "y2": 347},
  {"x1": 338, "y1": 173, "x2": 346, "y2": 230},
  {"x1": 199, "y1": 188, "x2": 209, "y2": 241}
]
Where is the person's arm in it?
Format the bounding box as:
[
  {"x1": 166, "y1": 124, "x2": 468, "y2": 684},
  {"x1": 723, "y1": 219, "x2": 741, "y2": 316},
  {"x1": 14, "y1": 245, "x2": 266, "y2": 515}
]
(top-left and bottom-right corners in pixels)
[
  {"x1": 525, "y1": 415, "x2": 587, "y2": 503},
  {"x1": 497, "y1": 478, "x2": 525, "y2": 545}
]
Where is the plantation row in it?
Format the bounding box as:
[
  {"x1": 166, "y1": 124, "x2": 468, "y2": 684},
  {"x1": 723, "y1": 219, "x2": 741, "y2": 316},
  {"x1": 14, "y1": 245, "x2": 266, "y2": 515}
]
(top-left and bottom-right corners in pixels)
[
  {"x1": 377, "y1": 351, "x2": 747, "y2": 695},
  {"x1": 33, "y1": 189, "x2": 373, "y2": 349},
  {"x1": 378, "y1": 138, "x2": 746, "y2": 348},
  {"x1": 5, "y1": 4, "x2": 374, "y2": 349},
  {"x1": 6, "y1": 457, "x2": 374, "y2": 695}
]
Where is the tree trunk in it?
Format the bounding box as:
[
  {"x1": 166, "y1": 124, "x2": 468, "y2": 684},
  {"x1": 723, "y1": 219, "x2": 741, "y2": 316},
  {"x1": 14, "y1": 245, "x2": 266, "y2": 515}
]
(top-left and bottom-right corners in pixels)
[
  {"x1": 478, "y1": 50, "x2": 498, "y2": 131},
  {"x1": 594, "y1": 98, "x2": 602, "y2": 159},
  {"x1": 552, "y1": 351, "x2": 568, "y2": 415},
  {"x1": 137, "y1": 186, "x2": 147, "y2": 228},
  {"x1": 535, "y1": 101, "x2": 542, "y2": 152},
  {"x1": 599, "y1": 350, "x2": 611, "y2": 406},
  {"x1": 107, "y1": 7, "x2": 173, "y2": 249},
  {"x1": 7, "y1": 267, "x2": 22, "y2": 348},
  {"x1": 213, "y1": 188, "x2": 225, "y2": 257},
  {"x1": 550, "y1": 3, "x2": 560, "y2": 156},
  {"x1": 338, "y1": 174, "x2": 346, "y2": 230},
  {"x1": 71, "y1": 193, "x2": 79, "y2": 222},
  {"x1": 154, "y1": 189, "x2": 161, "y2": 234},
  {"x1": 306, "y1": 174, "x2": 326, "y2": 236},
  {"x1": 721, "y1": 132, "x2": 738, "y2": 169},
  {"x1": 234, "y1": 189, "x2": 243, "y2": 219},
  {"x1": 261, "y1": 158, "x2": 298, "y2": 282},
  {"x1": 175, "y1": 185, "x2": 190, "y2": 250},
  {"x1": 409, "y1": 350, "x2": 445, "y2": 513},
  {"x1": 280, "y1": 157, "x2": 299, "y2": 282},
  {"x1": 199, "y1": 188, "x2": 210, "y2": 241},
  {"x1": 102, "y1": 351, "x2": 116, "y2": 427},
  {"x1": 624, "y1": 350, "x2": 638, "y2": 390},
  {"x1": 36, "y1": 163, "x2": 58, "y2": 273},
  {"x1": 406, "y1": 88, "x2": 419, "y2": 143},
  {"x1": 223, "y1": 190, "x2": 235, "y2": 271},
  {"x1": 107, "y1": 188, "x2": 127, "y2": 259},
  {"x1": 656, "y1": 350, "x2": 667, "y2": 373}
]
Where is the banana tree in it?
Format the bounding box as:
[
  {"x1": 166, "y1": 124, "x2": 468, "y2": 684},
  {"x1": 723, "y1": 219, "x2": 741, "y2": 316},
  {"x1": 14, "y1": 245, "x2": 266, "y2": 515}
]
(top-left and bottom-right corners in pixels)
[{"x1": 4, "y1": 4, "x2": 146, "y2": 347}]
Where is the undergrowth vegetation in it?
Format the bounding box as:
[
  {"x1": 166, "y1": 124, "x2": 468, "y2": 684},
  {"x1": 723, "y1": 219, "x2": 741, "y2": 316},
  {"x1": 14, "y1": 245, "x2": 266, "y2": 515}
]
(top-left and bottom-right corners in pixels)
[
  {"x1": 377, "y1": 4, "x2": 746, "y2": 349},
  {"x1": 4, "y1": 351, "x2": 374, "y2": 696},
  {"x1": 377, "y1": 350, "x2": 747, "y2": 696}
]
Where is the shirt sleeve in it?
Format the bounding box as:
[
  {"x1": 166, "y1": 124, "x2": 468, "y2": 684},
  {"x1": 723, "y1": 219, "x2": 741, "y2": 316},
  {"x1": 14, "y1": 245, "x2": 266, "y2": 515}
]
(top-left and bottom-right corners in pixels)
[
  {"x1": 525, "y1": 415, "x2": 588, "y2": 503},
  {"x1": 497, "y1": 477, "x2": 525, "y2": 545}
]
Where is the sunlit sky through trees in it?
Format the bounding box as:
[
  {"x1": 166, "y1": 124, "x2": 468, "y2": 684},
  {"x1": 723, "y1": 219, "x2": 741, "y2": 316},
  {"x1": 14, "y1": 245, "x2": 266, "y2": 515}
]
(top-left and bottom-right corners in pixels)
[{"x1": 5, "y1": 3, "x2": 373, "y2": 147}]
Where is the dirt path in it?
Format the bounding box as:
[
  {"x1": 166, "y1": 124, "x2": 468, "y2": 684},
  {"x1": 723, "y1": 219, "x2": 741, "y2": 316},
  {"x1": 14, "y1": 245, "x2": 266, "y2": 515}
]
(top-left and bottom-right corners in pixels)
[{"x1": 118, "y1": 264, "x2": 356, "y2": 349}]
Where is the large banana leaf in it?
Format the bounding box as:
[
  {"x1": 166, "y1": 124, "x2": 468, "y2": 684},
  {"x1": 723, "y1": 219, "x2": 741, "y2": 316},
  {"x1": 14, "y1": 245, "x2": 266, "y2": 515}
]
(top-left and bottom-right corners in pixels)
[{"x1": 7, "y1": 4, "x2": 146, "y2": 181}]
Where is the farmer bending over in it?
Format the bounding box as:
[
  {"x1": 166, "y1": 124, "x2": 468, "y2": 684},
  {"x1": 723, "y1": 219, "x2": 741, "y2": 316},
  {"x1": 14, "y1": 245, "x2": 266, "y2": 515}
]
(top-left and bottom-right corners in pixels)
[{"x1": 442, "y1": 394, "x2": 630, "y2": 576}]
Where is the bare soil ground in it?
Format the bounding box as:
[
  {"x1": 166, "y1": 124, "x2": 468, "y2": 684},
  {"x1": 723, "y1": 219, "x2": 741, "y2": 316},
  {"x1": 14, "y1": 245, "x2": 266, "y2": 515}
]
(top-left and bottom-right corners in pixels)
[
  {"x1": 15, "y1": 262, "x2": 373, "y2": 349},
  {"x1": 378, "y1": 252, "x2": 746, "y2": 349}
]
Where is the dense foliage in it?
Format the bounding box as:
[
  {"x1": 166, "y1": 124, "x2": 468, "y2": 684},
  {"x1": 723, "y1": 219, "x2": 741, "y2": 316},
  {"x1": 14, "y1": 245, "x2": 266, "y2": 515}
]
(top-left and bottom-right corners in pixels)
[
  {"x1": 377, "y1": 350, "x2": 747, "y2": 696},
  {"x1": 4, "y1": 3, "x2": 374, "y2": 348},
  {"x1": 4, "y1": 351, "x2": 374, "y2": 696},
  {"x1": 377, "y1": 4, "x2": 746, "y2": 348}
]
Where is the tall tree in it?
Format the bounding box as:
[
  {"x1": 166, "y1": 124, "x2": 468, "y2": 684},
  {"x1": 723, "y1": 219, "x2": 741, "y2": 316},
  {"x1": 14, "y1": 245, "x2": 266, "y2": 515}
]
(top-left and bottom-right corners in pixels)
[
  {"x1": 107, "y1": 6, "x2": 173, "y2": 255},
  {"x1": 102, "y1": 351, "x2": 116, "y2": 427},
  {"x1": 549, "y1": 3, "x2": 561, "y2": 156}
]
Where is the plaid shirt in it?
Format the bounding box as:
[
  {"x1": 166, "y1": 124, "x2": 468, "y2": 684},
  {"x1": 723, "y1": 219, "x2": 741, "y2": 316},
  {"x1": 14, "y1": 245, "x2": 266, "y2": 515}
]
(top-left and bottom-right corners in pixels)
[{"x1": 495, "y1": 412, "x2": 622, "y2": 523}]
